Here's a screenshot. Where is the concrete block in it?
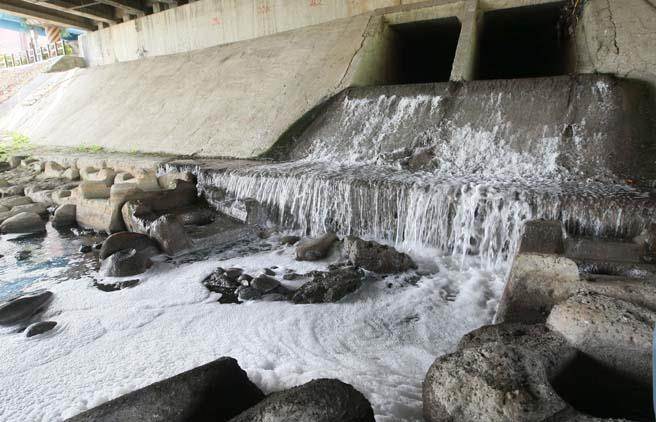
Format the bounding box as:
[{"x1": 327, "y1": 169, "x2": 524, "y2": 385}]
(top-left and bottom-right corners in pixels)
[
  {"x1": 79, "y1": 181, "x2": 111, "y2": 200},
  {"x1": 518, "y1": 219, "x2": 564, "y2": 254}
]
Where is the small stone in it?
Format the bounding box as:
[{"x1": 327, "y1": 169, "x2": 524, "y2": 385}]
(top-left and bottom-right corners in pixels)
[
  {"x1": 15, "y1": 250, "x2": 31, "y2": 261},
  {"x1": 224, "y1": 267, "x2": 243, "y2": 282},
  {"x1": 236, "y1": 286, "x2": 263, "y2": 301},
  {"x1": 100, "y1": 249, "x2": 152, "y2": 277},
  {"x1": 280, "y1": 235, "x2": 301, "y2": 246},
  {"x1": 251, "y1": 275, "x2": 280, "y2": 293},
  {"x1": 94, "y1": 279, "x2": 140, "y2": 292},
  {"x1": 263, "y1": 268, "x2": 276, "y2": 276},
  {"x1": 25, "y1": 321, "x2": 57, "y2": 337},
  {"x1": 296, "y1": 232, "x2": 338, "y2": 261},
  {"x1": 342, "y1": 236, "x2": 416, "y2": 274},
  {"x1": 79, "y1": 245, "x2": 92, "y2": 253}
]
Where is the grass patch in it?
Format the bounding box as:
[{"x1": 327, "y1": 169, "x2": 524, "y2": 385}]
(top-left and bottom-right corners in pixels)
[
  {"x1": 0, "y1": 132, "x2": 31, "y2": 162},
  {"x1": 75, "y1": 144, "x2": 105, "y2": 153}
]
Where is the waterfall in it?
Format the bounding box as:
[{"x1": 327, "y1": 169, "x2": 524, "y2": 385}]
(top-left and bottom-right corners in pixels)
[{"x1": 166, "y1": 78, "x2": 655, "y2": 267}]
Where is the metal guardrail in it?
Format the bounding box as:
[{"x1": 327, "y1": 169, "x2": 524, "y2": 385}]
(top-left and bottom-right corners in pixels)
[{"x1": 0, "y1": 40, "x2": 69, "y2": 68}]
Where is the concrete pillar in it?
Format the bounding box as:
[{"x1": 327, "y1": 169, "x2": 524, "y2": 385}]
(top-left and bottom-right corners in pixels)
[{"x1": 450, "y1": 0, "x2": 480, "y2": 81}]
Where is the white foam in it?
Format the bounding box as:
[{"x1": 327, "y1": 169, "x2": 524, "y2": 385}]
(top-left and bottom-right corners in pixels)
[{"x1": 0, "y1": 245, "x2": 505, "y2": 422}]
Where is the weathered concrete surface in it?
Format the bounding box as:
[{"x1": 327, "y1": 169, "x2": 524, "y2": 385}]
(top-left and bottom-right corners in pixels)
[{"x1": 1, "y1": 15, "x2": 371, "y2": 158}]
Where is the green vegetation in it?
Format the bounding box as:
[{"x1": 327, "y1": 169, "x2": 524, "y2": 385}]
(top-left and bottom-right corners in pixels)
[
  {"x1": 0, "y1": 132, "x2": 31, "y2": 162},
  {"x1": 75, "y1": 144, "x2": 105, "y2": 153}
]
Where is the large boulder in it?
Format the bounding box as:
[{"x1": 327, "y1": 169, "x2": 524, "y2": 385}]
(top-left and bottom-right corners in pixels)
[
  {"x1": 296, "y1": 233, "x2": 338, "y2": 261},
  {"x1": 229, "y1": 378, "x2": 374, "y2": 422},
  {"x1": 100, "y1": 249, "x2": 153, "y2": 277},
  {"x1": 342, "y1": 236, "x2": 416, "y2": 273},
  {"x1": 52, "y1": 204, "x2": 77, "y2": 228},
  {"x1": 0, "y1": 195, "x2": 32, "y2": 208},
  {"x1": 0, "y1": 212, "x2": 46, "y2": 234},
  {"x1": 292, "y1": 266, "x2": 365, "y2": 304},
  {"x1": 423, "y1": 323, "x2": 576, "y2": 422},
  {"x1": 149, "y1": 214, "x2": 192, "y2": 256},
  {"x1": 100, "y1": 231, "x2": 157, "y2": 260},
  {"x1": 0, "y1": 291, "x2": 53, "y2": 325},
  {"x1": 66, "y1": 357, "x2": 264, "y2": 422},
  {"x1": 547, "y1": 292, "x2": 655, "y2": 385}
]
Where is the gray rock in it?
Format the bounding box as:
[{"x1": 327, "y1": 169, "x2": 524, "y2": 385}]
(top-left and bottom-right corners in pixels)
[
  {"x1": 25, "y1": 320, "x2": 57, "y2": 337},
  {"x1": 0, "y1": 291, "x2": 53, "y2": 325},
  {"x1": 65, "y1": 357, "x2": 264, "y2": 422},
  {"x1": 280, "y1": 235, "x2": 300, "y2": 246},
  {"x1": 122, "y1": 200, "x2": 158, "y2": 234},
  {"x1": 177, "y1": 208, "x2": 215, "y2": 226},
  {"x1": 518, "y1": 219, "x2": 565, "y2": 254},
  {"x1": 229, "y1": 378, "x2": 374, "y2": 422},
  {"x1": 79, "y1": 245, "x2": 92, "y2": 253},
  {"x1": 99, "y1": 231, "x2": 157, "y2": 260},
  {"x1": 94, "y1": 279, "x2": 140, "y2": 292},
  {"x1": 405, "y1": 146, "x2": 435, "y2": 171},
  {"x1": 547, "y1": 292, "x2": 655, "y2": 385},
  {"x1": 52, "y1": 204, "x2": 77, "y2": 228},
  {"x1": 263, "y1": 268, "x2": 276, "y2": 276},
  {"x1": 0, "y1": 195, "x2": 32, "y2": 208},
  {"x1": 251, "y1": 275, "x2": 280, "y2": 293},
  {"x1": 260, "y1": 293, "x2": 287, "y2": 302},
  {"x1": 296, "y1": 232, "x2": 338, "y2": 261},
  {"x1": 0, "y1": 185, "x2": 25, "y2": 197},
  {"x1": 0, "y1": 212, "x2": 46, "y2": 234},
  {"x1": 292, "y1": 266, "x2": 365, "y2": 304},
  {"x1": 224, "y1": 267, "x2": 243, "y2": 282},
  {"x1": 148, "y1": 214, "x2": 192, "y2": 256},
  {"x1": 10, "y1": 202, "x2": 49, "y2": 216},
  {"x1": 238, "y1": 274, "x2": 253, "y2": 286},
  {"x1": 15, "y1": 250, "x2": 31, "y2": 261},
  {"x1": 423, "y1": 323, "x2": 576, "y2": 422},
  {"x1": 100, "y1": 249, "x2": 152, "y2": 277},
  {"x1": 236, "y1": 286, "x2": 262, "y2": 301},
  {"x1": 342, "y1": 236, "x2": 416, "y2": 274}
]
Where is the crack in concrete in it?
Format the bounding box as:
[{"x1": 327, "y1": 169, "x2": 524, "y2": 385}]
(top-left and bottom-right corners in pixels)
[
  {"x1": 336, "y1": 16, "x2": 372, "y2": 89},
  {"x1": 605, "y1": 0, "x2": 620, "y2": 55}
]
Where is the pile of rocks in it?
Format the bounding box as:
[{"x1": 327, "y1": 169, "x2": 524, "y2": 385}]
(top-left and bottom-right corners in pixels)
[
  {"x1": 202, "y1": 232, "x2": 417, "y2": 304},
  {"x1": 422, "y1": 219, "x2": 656, "y2": 421},
  {"x1": 65, "y1": 357, "x2": 375, "y2": 422}
]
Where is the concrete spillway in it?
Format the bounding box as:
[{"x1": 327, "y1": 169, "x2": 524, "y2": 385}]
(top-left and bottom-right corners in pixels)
[{"x1": 167, "y1": 75, "x2": 656, "y2": 267}]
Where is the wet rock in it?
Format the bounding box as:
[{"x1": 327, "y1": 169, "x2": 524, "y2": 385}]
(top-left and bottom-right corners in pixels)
[
  {"x1": 292, "y1": 266, "x2": 365, "y2": 304},
  {"x1": 99, "y1": 231, "x2": 157, "y2": 260},
  {"x1": 0, "y1": 195, "x2": 32, "y2": 208},
  {"x1": 0, "y1": 185, "x2": 25, "y2": 197},
  {"x1": 224, "y1": 267, "x2": 243, "y2": 282},
  {"x1": 0, "y1": 212, "x2": 46, "y2": 234},
  {"x1": 177, "y1": 208, "x2": 215, "y2": 226},
  {"x1": 423, "y1": 323, "x2": 575, "y2": 422},
  {"x1": 157, "y1": 171, "x2": 194, "y2": 190},
  {"x1": 0, "y1": 291, "x2": 53, "y2": 325},
  {"x1": 94, "y1": 279, "x2": 140, "y2": 292},
  {"x1": 52, "y1": 204, "x2": 77, "y2": 228},
  {"x1": 519, "y1": 219, "x2": 565, "y2": 254},
  {"x1": 342, "y1": 236, "x2": 416, "y2": 274},
  {"x1": 251, "y1": 275, "x2": 280, "y2": 293},
  {"x1": 93, "y1": 242, "x2": 103, "y2": 250},
  {"x1": 79, "y1": 245, "x2": 92, "y2": 253},
  {"x1": 15, "y1": 250, "x2": 31, "y2": 261},
  {"x1": 260, "y1": 293, "x2": 287, "y2": 302},
  {"x1": 100, "y1": 249, "x2": 152, "y2": 277},
  {"x1": 280, "y1": 235, "x2": 301, "y2": 246},
  {"x1": 296, "y1": 232, "x2": 338, "y2": 261},
  {"x1": 282, "y1": 272, "x2": 303, "y2": 281},
  {"x1": 547, "y1": 292, "x2": 655, "y2": 385},
  {"x1": 230, "y1": 378, "x2": 374, "y2": 422},
  {"x1": 405, "y1": 146, "x2": 435, "y2": 171},
  {"x1": 238, "y1": 274, "x2": 253, "y2": 285},
  {"x1": 203, "y1": 269, "x2": 240, "y2": 291},
  {"x1": 236, "y1": 286, "x2": 263, "y2": 301},
  {"x1": 79, "y1": 181, "x2": 111, "y2": 199},
  {"x1": 262, "y1": 268, "x2": 276, "y2": 276},
  {"x1": 25, "y1": 321, "x2": 57, "y2": 337},
  {"x1": 66, "y1": 357, "x2": 264, "y2": 422},
  {"x1": 149, "y1": 214, "x2": 192, "y2": 255},
  {"x1": 10, "y1": 202, "x2": 49, "y2": 216},
  {"x1": 122, "y1": 200, "x2": 158, "y2": 234}
]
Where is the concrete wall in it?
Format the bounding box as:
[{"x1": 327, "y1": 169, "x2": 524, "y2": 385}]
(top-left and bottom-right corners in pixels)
[
  {"x1": 79, "y1": 0, "x2": 433, "y2": 67},
  {"x1": 1, "y1": 14, "x2": 372, "y2": 157}
]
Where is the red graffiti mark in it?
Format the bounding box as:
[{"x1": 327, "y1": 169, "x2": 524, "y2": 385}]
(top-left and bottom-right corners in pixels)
[
  {"x1": 257, "y1": 4, "x2": 271, "y2": 14},
  {"x1": 309, "y1": 0, "x2": 321, "y2": 6},
  {"x1": 210, "y1": 17, "x2": 222, "y2": 25}
]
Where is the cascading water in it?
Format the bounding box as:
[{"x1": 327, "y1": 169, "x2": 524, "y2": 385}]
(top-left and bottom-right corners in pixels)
[{"x1": 167, "y1": 76, "x2": 656, "y2": 268}]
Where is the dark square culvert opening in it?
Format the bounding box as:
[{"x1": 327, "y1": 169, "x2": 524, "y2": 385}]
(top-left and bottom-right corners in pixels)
[
  {"x1": 475, "y1": 2, "x2": 573, "y2": 80},
  {"x1": 389, "y1": 17, "x2": 461, "y2": 84},
  {"x1": 551, "y1": 353, "x2": 654, "y2": 421}
]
